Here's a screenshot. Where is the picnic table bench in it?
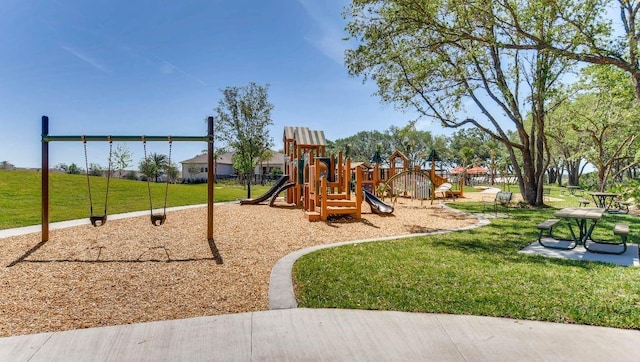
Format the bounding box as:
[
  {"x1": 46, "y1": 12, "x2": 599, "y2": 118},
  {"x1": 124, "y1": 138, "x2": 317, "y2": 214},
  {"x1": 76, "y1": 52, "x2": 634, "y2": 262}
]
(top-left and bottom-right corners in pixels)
[
  {"x1": 536, "y1": 207, "x2": 630, "y2": 254},
  {"x1": 584, "y1": 223, "x2": 630, "y2": 255}
]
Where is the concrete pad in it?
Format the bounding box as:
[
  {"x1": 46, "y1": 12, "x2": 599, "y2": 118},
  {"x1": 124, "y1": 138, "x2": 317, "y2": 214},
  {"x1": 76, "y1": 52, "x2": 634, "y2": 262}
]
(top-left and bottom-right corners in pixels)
[{"x1": 520, "y1": 241, "x2": 639, "y2": 266}]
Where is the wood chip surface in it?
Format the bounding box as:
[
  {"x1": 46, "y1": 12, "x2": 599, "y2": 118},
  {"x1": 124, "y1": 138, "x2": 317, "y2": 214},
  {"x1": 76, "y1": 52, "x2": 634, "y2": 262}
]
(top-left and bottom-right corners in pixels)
[{"x1": 0, "y1": 195, "x2": 482, "y2": 337}]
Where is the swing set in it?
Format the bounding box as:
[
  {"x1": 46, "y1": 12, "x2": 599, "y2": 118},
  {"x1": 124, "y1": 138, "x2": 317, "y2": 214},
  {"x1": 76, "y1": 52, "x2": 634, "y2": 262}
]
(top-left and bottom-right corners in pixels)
[{"x1": 41, "y1": 115, "x2": 216, "y2": 244}]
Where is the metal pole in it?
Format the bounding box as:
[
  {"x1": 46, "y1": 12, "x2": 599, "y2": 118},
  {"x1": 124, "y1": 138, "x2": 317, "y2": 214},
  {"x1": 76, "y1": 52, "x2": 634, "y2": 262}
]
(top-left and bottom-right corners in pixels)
[
  {"x1": 43, "y1": 135, "x2": 208, "y2": 142},
  {"x1": 207, "y1": 116, "x2": 214, "y2": 241},
  {"x1": 41, "y1": 116, "x2": 49, "y2": 242}
]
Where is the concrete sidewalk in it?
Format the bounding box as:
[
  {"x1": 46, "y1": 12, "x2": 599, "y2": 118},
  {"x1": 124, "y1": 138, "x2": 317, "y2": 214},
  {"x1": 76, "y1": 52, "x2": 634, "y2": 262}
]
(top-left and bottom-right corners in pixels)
[{"x1": 1, "y1": 308, "x2": 639, "y2": 361}]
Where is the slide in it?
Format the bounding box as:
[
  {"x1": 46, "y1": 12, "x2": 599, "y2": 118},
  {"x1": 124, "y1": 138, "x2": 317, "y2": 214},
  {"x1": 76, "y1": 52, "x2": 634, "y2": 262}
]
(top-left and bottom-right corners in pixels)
[
  {"x1": 240, "y1": 175, "x2": 290, "y2": 205},
  {"x1": 269, "y1": 182, "x2": 296, "y2": 206},
  {"x1": 363, "y1": 189, "x2": 394, "y2": 215}
]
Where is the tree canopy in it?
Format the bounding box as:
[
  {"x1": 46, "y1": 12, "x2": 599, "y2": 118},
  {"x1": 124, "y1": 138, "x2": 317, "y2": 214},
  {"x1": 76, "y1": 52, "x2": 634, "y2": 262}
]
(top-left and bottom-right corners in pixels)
[
  {"x1": 345, "y1": 0, "x2": 579, "y2": 205},
  {"x1": 213, "y1": 82, "x2": 274, "y2": 198}
]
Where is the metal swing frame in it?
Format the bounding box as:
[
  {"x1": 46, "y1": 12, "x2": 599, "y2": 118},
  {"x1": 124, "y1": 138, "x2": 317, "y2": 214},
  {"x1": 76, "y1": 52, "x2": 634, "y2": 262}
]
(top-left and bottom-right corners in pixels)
[{"x1": 41, "y1": 115, "x2": 215, "y2": 244}]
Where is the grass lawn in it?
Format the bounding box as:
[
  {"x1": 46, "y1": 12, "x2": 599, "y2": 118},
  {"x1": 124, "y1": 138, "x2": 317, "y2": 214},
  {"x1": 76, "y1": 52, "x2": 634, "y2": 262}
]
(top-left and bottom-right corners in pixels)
[
  {"x1": 0, "y1": 170, "x2": 271, "y2": 229},
  {"x1": 294, "y1": 190, "x2": 640, "y2": 329}
]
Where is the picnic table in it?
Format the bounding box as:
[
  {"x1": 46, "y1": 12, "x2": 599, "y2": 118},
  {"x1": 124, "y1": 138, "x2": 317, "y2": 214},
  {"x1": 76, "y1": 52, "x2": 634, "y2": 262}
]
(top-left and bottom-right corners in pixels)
[
  {"x1": 554, "y1": 207, "x2": 605, "y2": 244},
  {"x1": 561, "y1": 185, "x2": 583, "y2": 196},
  {"x1": 536, "y1": 207, "x2": 629, "y2": 254},
  {"x1": 589, "y1": 192, "x2": 621, "y2": 212},
  {"x1": 566, "y1": 186, "x2": 582, "y2": 196},
  {"x1": 536, "y1": 207, "x2": 605, "y2": 250}
]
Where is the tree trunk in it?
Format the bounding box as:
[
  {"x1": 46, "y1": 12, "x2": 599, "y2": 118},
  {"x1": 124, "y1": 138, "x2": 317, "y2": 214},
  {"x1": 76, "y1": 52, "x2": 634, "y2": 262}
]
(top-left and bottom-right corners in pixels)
[
  {"x1": 566, "y1": 159, "x2": 581, "y2": 186},
  {"x1": 246, "y1": 172, "x2": 252, "y2": 198},
  {"x1": 547, "y1": 167, "x2": 558, "y2": 184}
]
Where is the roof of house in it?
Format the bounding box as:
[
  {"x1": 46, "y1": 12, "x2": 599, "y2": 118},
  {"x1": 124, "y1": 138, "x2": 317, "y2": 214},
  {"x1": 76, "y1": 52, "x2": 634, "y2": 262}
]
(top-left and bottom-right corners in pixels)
[{"x1": 180, "y1": 151, "x2": 284, "y2": 166}]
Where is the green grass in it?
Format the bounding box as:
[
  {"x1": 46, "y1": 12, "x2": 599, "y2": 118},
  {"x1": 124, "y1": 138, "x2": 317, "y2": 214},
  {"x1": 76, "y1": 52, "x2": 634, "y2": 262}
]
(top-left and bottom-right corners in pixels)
[
  {"x1": 0, "y1": 170, "x2": 270, "y2": 229},
  {"x1": 294, "y1": 193, "x2": 640, "y2": 329}
]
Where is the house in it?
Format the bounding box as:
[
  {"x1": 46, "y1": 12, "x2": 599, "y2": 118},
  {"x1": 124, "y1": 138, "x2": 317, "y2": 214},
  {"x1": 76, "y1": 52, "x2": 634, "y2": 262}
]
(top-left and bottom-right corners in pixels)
[{"x1": 180, "y1": 151, "x2": 285, "y2": 182}]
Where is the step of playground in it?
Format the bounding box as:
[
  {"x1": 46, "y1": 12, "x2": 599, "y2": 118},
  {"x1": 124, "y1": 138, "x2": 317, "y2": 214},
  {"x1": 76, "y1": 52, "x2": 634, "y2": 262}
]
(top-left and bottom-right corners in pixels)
[
  {"x1": 305, "y1": 211, "x2": 321, "y2": 221},
  {"x1": 325, "y1": 193, "x2": 349, "y2": 200},
  {"x1": 323, "y1": 206, "x2": 358, "y2": 214},
  {"x1": 325, "y1": 199, "x2": 356, "y2": 208}
]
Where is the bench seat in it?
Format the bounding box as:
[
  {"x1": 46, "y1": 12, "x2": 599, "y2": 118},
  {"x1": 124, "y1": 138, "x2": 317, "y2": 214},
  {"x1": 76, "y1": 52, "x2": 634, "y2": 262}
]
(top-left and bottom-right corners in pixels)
[
  {"x1": 613, "y1": 223, "x2": 629, "y2": 236},
  {"x1": 584, "y1": 223, "x2": 629, "y2": 255},
  {"x1": 536, "y1": 219, "x2": 577, "y2": 250},
  {"x1": 537, "y1": 219, "x2": 559, "y2": 230},
  {"x1": 578, "y1": 199, "x2": 591, "y2": 207}
]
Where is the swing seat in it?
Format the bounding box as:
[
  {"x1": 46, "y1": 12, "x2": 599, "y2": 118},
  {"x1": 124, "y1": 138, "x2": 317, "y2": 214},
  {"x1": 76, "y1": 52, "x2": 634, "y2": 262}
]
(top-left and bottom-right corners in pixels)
[
  {"x1": 90, "y1": 215, "x2": 107, "y2": 227},
  {"x1": 151, "y1": 214, "x2": 166, "y2": 226}
]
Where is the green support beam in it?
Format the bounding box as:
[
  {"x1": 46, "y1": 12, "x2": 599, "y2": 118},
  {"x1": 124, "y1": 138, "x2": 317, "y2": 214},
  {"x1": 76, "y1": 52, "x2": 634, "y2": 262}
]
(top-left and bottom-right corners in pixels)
[{"x1": 42, "y1": 135, "x2": 209, "y2": 142}]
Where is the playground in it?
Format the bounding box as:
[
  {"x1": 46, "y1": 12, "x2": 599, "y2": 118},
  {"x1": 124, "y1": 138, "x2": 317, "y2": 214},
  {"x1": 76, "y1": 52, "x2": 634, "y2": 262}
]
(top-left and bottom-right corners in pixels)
[
  {"x1": 0, "y1": 120, "x2": 500, "y2": 337},
  {"x1": 0, "y1": 197, "x2": 477, "y2": 337}
]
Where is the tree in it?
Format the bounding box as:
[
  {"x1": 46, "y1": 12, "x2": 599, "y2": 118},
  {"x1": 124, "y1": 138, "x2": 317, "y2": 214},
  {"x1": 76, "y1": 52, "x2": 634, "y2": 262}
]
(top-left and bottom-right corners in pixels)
[
  {"x1": 139, "y1": 153, "x2": 168, "y2": 182},
  {"x1": 112, "y1": 143, "x2": 133, "y2": 178},
  {"x1": 459, "y1": 146, "x2": 475, "y2": 186},
  {"x1": 546, "y1": 94, "x2": 590, "y2": 187},
  {"x1": 88, "y1": 163, "x2": 104, "y2": 177},
  {"x1": 58, "y1": 163, "x2": 83, "y2": 175},
  {"x1": 345, "y1": 1, "x2": 576, "y2": 205},
  {"x1": 214, "y1": 82, "x2": 274, "y2": 198},
  {"x1": 386, "y1": 121, "x2": 435, "y2": 168},
  {"x1": 492, "y1": 1, "x2": 640, "y2": 104},
  {"x1": 0, "y1": 161, "x2": 14, "y2": 170},
  {"x1": 553, "y1": 65, "x2": 640, "y2": 191},
  {"x1": 449, "y1": 129, "x2": 494, "y2": 166},
  {"x1": 328, "y1": 130, "x2": 391, "y2": 162}
]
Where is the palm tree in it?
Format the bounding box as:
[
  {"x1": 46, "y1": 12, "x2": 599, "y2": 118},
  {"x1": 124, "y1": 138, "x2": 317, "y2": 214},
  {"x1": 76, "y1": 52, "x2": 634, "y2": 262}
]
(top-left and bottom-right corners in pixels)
[{"x1": 140, "y1": 153, "x2": 168, "y2": 182}]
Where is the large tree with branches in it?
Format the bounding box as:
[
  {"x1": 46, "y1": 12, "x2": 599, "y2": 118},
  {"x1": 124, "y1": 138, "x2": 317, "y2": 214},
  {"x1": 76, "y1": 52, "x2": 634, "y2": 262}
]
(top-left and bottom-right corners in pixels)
[
  {"x1": 345, "y1": 0, "x2": 580, "y2": 205},
  {"x1": 213, "y1": 82, "x2": 274, "y2": 198}
]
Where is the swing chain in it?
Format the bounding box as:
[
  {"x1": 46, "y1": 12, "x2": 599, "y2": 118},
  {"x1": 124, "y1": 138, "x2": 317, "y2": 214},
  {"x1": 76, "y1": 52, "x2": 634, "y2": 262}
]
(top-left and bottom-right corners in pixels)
[
  {"x1": 143, "y1": 136, "x2": 171, "y2": 226},
  {"x1": 163, "y1": 137, "x2": 172, "y2": 214},
  {"x1": 83, "y1": 136, "x2": 112, "y2": 227},
  {"x1": 104, "y1": 136, "x2": 112, "y2": 216},
  {"x1": 83, "y1": 136, "x2": 94, "y2": 217}
]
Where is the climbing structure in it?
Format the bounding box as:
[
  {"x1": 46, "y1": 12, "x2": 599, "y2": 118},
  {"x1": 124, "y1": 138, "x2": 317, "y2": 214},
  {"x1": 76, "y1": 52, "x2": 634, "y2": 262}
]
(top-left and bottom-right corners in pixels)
[
  {"x1": 282, "y1": 126, "x2": 362, "y2": 221},
  {"x1": 306, "y1": 154, "x2": 362, "y2": 221},
  {"x1": 283, "y1": 126, "x2": 327, "y2": 206}
]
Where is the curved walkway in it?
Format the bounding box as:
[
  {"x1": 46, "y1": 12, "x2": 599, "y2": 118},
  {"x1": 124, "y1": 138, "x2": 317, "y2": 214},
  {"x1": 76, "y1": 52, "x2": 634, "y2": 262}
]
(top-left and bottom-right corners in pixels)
[{"x1": 2, "y1": 207, "x2": 640, "y2": 360}]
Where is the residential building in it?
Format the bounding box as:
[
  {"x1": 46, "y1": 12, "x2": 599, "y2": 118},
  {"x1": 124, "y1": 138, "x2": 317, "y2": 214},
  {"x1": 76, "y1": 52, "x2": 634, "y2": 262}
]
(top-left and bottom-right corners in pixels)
[{"x1": 180, "y1": 151, "x2": 285, "y2": 182}]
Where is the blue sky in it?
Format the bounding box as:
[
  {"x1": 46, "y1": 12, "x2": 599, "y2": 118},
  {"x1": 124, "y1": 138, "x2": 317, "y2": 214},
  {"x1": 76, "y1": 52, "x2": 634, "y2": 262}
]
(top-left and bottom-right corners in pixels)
[{"x1": 0, "y1": 0, "x2": 431, "y2": 169}]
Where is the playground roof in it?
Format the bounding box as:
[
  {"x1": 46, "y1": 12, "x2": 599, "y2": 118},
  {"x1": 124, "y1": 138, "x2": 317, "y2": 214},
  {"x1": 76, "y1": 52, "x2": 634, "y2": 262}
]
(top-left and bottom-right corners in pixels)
[
  {"x1": 283, "y1": 126, "x2": 326, "y2": 146},
  {"x1": 351, "y1": 161, "x2": 372, "y2": 169}
]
